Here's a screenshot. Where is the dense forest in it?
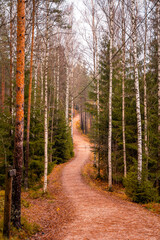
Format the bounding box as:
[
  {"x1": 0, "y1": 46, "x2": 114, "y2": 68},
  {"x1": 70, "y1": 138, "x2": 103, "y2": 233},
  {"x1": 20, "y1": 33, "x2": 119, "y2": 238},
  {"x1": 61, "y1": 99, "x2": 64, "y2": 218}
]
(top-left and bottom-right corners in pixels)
[{"x1": 0, "y1": 0, "x2": 160, "y2": 238}]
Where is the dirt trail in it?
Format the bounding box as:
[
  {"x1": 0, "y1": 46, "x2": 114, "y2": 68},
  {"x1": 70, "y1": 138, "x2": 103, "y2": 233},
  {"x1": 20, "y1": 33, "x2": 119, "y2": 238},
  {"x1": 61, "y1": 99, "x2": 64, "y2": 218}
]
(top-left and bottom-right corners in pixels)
[{"x1": 60, "y1": 115, "x2": 160, "y2": 240}]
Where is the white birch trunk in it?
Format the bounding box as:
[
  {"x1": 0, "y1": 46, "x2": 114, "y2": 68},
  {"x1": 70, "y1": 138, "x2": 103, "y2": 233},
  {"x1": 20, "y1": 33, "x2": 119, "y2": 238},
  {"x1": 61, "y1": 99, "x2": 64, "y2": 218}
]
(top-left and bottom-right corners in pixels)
[
  {"x1": 41, "y1": 58, "x2": 43, "y2": 104},
  {"x1": 131, "y1": 0, "x2": 143, "y2": 181},
  {"x1": 43, "y1": 1, "x2": 49, "y2": 193},
  {"x1": 10, "y1": 0, "x2": 14, "y2": 132},
  {"x1": 56, "y1": 47, "x2": 60, "y2": 112},
  {"x1": 92, "y1": 0, "x2": 97, "y2": 167},
  {"x1": 122, "y1": 0, "x2": 127, "y2": 178},
  {"x1": 71, "y1": 67, "x2": 74, "y2": 139},
  {"x1": 65, "y1": 66, "x2": 69, "y2": 124},
  {"x1": 34, "y1": 62, "x2": 38, "y2": 111},
  {"x1": 96, "y1": 43, "x2": 100, "y2": 175},
  {"x1": 108, "y1": 0, "x2": 113, "y2": 189},
  {"x1": 144, "y1": 0, "x2": 149, "y2": 174}
]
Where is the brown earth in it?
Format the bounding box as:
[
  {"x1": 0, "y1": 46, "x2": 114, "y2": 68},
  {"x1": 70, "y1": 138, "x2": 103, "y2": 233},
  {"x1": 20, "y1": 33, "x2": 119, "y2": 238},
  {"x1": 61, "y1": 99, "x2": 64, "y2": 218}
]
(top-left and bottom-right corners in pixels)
[{"x1": 27, "y1": 115, "x2": 160, "y2": 240}]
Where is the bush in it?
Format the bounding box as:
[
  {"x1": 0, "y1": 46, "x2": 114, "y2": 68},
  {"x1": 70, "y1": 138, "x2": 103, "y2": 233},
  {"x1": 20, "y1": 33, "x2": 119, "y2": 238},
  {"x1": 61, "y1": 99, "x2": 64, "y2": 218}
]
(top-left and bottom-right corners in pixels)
[
  {"x1": 48, "y1": 162, "x2": 55, "y2": 174},
  {"x1": 52, "y1": 110, "x2": 74, "y2": 163},
  {"x1": 124, "y1": 171, "x2": 159, "y2": 203},
  {"x1": 29, "y1": 160, "x2": 44, "y2": 186}
]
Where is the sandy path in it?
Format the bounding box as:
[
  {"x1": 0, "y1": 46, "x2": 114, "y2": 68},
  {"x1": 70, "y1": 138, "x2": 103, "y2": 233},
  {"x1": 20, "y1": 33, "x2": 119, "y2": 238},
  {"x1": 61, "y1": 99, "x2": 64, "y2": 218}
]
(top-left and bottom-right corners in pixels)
[{"x1": 61, "y1": 115, "x2": 160, "y2": 240}]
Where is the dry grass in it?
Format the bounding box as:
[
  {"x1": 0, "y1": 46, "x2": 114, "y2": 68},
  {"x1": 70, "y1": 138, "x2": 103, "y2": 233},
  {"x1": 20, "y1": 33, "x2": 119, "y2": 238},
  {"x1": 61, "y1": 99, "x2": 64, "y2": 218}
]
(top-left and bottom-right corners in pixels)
[{"x1": 82, "y1": 156, "x2": 160, "y2": 214}]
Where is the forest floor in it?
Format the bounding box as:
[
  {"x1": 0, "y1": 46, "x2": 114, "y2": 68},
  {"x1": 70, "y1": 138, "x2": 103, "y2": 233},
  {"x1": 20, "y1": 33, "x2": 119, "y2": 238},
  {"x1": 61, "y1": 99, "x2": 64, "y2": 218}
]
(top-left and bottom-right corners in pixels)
[{"x1": 23, "y1": 115, "x2": 160, "y2": 240}]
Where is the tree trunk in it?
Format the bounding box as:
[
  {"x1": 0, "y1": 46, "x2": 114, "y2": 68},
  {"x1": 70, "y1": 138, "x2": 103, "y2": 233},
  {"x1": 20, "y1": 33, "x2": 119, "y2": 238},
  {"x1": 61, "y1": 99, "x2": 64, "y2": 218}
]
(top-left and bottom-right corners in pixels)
[
  {"x1": 56, "y1": 45, "x2": 60, "y2": 112},
  {"x1": 144, "y1": 0, "x2": 149, "y2": 177},
  {"x1": 33, "y1": 62, "x2": 38, "y2": 114},
  {"x1": 24, "y1": 0, "x2": 35, "y2": 190},
  {"x1": 65, "y1": 66, "x2": 69, "y2": 124},
  {"x1": 10, "y1": 0, "x2": 14, "y2": 126},
  {"x1": 131, "y1": 0, "x2": 143, "y2": 181},
  {"x1": 11, "y1": 0, "x2": 25, "y2": 228},
  {"x1": 71, "y1": 67, "x2": 74, "y2": 139},
  {"x1": 1, "y1": 65, "x2": 5, "y2": 112},
  {"x1": 122, "y1": 0, "x2": 127, "y2": 178},
  {"x1": 157, "y1": 1, "x2": 160, "y2": 185},
  {"x1": 108, "y1": 0, "x2": 113, "y2": 190},
  {"x1": 91, "y1": 0, "x2": 98, "y2": 169},
  {"x1": 41, "y1": 59, "x2": 44, "y2": 104},
  {"x1": 43, "y1": 0, "x2": 49, "y2": 193}
]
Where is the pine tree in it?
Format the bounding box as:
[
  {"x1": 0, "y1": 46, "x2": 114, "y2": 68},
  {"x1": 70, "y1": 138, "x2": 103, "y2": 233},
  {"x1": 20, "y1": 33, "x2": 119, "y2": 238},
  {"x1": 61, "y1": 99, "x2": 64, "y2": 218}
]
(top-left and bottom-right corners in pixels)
[{"x1": 12, "y1": 0, "x2": 25, "y2": 228}]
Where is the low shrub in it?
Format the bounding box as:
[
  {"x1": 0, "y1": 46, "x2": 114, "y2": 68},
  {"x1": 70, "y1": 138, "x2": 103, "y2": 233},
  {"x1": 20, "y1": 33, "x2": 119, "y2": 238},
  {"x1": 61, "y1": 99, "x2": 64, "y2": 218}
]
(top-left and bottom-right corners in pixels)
[{"x1": 124, "y1": 171, "x2": 159, "y2": 203}]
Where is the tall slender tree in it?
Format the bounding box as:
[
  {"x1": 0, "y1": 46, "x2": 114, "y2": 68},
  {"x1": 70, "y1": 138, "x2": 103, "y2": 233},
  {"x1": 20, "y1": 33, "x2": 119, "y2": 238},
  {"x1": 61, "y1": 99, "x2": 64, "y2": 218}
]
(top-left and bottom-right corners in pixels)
[
  {"x1": 1, "y1": 64, "x2": 5, "y2": 112},
  {"x1": 157, "y1": 0, "x2": 160, "y2": 184},
  {"x1": 65, "y1": 66, "x2": 69, "y2": 124},
  {"x1": 131, "y1": 0, "x2": 143, "y2": 181},
  {"x1": 122, "y1": 0, "x2": 127, "y2": 178},
  {"x1": 43, "y1": 0, "x2": 49, "y2": 193},
  {"x1": 12, "y1": 0, "x2": 25, "y2": 228},
  {"x1": 10, "y1": 0, "x2": 14, "y2": 126},
  {"x1": 143, "y1": 0, "x2": 149, "y2": 176},
  {"x1": 108, "y1": 0, "x2": 114, "y2": 190},
  {"x1": 24, "y1": 0, "x2": 35, "y2": 190}
]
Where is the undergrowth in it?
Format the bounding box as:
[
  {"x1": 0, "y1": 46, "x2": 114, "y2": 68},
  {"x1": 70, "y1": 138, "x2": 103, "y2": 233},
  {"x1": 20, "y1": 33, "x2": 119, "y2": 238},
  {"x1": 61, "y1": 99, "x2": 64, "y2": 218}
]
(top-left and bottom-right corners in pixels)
[
  {"x1": 0, "y1": 190, "x2": 41, "y2": 240},
  {"x1": 82, "y1": 157, "x2": 160, "y2": 214}
]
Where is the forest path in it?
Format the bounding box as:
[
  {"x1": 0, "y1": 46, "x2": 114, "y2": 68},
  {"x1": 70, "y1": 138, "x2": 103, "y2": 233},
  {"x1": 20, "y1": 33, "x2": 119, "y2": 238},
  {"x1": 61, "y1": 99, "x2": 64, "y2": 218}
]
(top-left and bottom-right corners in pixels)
[{"x1": 60, "y1": 114, "x2": 160, "y2": 240}]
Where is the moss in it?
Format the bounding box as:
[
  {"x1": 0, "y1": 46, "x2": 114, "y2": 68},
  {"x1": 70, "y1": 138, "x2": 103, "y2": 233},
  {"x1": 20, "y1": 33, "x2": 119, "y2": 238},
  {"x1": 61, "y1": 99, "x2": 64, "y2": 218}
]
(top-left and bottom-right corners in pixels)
[
  {"x1": 29, "y1": 189, "x2": 55, "y2": 200},
  {"x1": 21, "y1": 199, "x2": 31, "y2": 208}
]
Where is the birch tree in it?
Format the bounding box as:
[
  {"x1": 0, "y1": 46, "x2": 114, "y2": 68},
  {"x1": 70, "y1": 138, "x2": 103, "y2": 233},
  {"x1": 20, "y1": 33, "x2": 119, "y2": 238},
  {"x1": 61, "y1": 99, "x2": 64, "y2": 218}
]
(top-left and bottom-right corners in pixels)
[
  {"x1": 25, "y1": 0, "x2": 35, "y2": 190},
  {"x1": 108, "y1": 0, "x2": 114, "y2": 190},
  {"x1": 10, "y1": 0, "x2": 14, "y2": 125},
  {"x1": 131, "y1": 0, "x2": 143, "y2": 181},
  {"x1": 56, "y1": 34, "x2": 60, "y2": 112},
  {"x1": 71, "y1": 66, "x2": 74, "y2": 139},
  {"x1": 43, "y1": 0, "x2": 49, "y2": 193},
  {"x1": 65, "y1": 66, "x2": 69, "y2": 124},
  {"x1": 122, "y1": 0, "x2": 127, "y2": 178},
  {"x1": 1, "y1": 64, "x2": 5, "y2": 112},
  {"x1": 144, "y1": 0, "x2": 149, "y2": 175}
]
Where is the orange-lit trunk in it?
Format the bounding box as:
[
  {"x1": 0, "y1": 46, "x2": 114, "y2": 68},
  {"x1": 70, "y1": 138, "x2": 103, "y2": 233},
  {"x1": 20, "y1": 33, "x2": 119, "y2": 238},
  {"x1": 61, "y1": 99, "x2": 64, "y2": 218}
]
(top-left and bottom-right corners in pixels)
[
  {"x1": 24, "y1": 0, "x2": 35, "y2": 190},
  {"x1": 11, "y1": 0, "x2": 25, "y2": 228}
]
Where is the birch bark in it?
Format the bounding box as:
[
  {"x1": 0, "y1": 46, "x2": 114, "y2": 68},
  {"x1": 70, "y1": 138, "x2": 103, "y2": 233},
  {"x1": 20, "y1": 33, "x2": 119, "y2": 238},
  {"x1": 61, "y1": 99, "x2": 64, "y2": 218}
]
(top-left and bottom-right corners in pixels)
[
  {"x1": 24, "y1": 0, "x2": 35, "y2": 190},
  {"x1": 108, "y1": 0, "x2": 113, "y2": 190},
  {"x1": 1, "y1": 65, "x2": 5, "y2": 112},
  {"x1": 144, "y1": 0, "x2": 149, "y2": 175},
  {"x1": 10, "y1": 0, "x2": 14, "y2": 125},
  {"x1": 65, "y1": 66, "x2": 69, "y2": 124},
  {"x1": 33, "y1": 63, "x2": 38, "y2": 112},
  {"x1": 122, "y1": 0, "x2": 127, "y2": 178},
  {"x1": 43, "y1": 0, "x2": 49, "y2": 193},
  {"x1": 41, "y1": 58, "x2": 44, "y2": 104},
  {"x1": 71, "y1": 67, "x2": 74, "y2": 139},
  {"x1": 56, "y1": 45, "x2": 60, "y2": 112},
  {"x1": 131, "y1": 0, "x2": 143, "y2": 181},
  {"x1": 91, "y1": 0, "x2": 99, "y2": 169}
]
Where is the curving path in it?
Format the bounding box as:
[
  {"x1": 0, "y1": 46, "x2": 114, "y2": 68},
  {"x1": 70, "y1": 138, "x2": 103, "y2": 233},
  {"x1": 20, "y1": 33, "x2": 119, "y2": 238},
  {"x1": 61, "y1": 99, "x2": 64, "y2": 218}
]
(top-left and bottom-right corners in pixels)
[{"x1": 61, "y1": 115, "x2": 160, "y2": 240}]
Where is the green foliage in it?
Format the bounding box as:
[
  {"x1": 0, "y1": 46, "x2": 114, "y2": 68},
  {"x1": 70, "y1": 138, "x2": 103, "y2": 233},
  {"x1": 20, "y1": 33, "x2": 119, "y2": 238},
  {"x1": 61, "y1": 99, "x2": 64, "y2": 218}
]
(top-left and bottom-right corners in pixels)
[
  {"x1": 0, "y1": 109, "x2": 14, "y2": 188},
  {"x1": 0, "y1": 164, "x2": 5, "y2": 188},
  {"x1": 29, "y1": 190, "x2": 55, "y2": 200},
  {"x1": 21, "y1": 199, "x2": 31, "y2": 208},
  {"x1": 124, "y1": 171, "x2": 159, "y2": 203},
  {"x1": 52, "y1": 110, "x2": 74, "y2": 164},
  {"x1": 48, "y1": 162, "x2": 56, "y2": 174},
  {"x1": 29, "y1": 160, "x2": 44, "y2": 187}
]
